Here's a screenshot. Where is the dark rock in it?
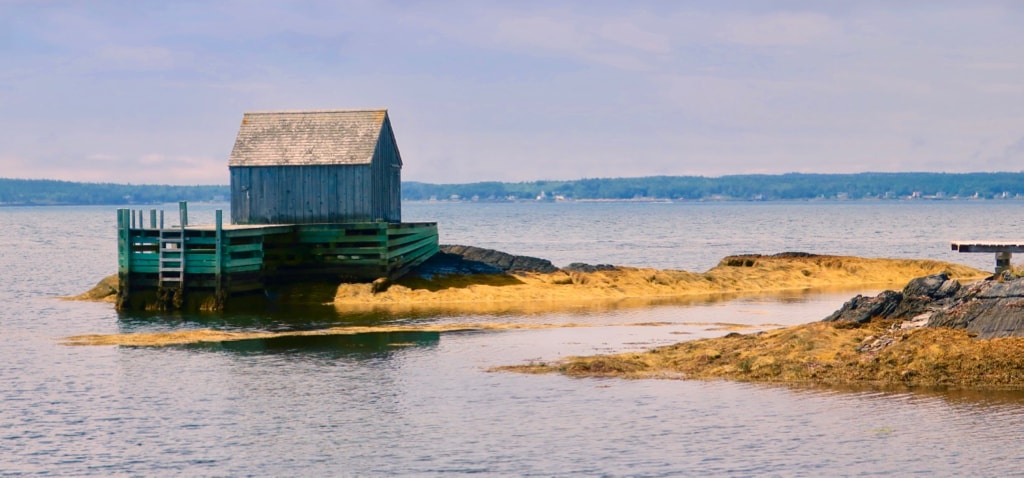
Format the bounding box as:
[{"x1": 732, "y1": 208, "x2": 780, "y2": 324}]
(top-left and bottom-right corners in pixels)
[
  {"x1": 771, "y1": 252, "x2": 818, "y2": 258},
  {"x1": 823, "y1": 273, "x2": 964, "y2": 325},
  {"x1": 409, "y1": 245, "x2": 560, "y2": 278},
  {"x1": 823, "y1": 290, "x2": 903, "y2": 324},
  {"x1": 927, "y1": 278, "x2": 1024, "y2": 338},
  {"x1": 563, "y1": 263, "x2": 617, "y2": 273},
  {"x1": 824, "y1": 272, "x2": 1024, "y2": 339},
  {"x1": 439, "y1": 245, "x2": 560, "y2": 274},
  {"x1": 409, "y1": 251, "x2": 504, "y2": 277},
  {"x1": 902, "y1": 273, "x2": 958, "y2": 300},
  {"x1": 891, "y1": 273, "x2": 961, "y2": 318}
]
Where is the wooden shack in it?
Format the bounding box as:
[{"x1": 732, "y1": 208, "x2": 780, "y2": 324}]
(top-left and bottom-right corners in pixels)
[
  {"x1": 116, "y1": 108, "x2": 438, "y2": 311},
  {"x1": 228, "y1": 109, "x2": 402, "y2": 224}
]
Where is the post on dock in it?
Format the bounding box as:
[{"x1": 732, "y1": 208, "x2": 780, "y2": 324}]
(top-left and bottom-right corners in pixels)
[
  {"x1": 214, "y1": 209, "x2": 224, "y2": 306},
  {"x1": 177, "y1": 202, "x2": 187, "y2": 296},
  {"x1": 179, "y1": 201, "x2": 188, "y2": 227},
  {"x1": 116, "y1": 208, "x2": 132, "y2": 308},
  {"x1": 996, "y1": 252, "x2": 1013, "y2": 274}
]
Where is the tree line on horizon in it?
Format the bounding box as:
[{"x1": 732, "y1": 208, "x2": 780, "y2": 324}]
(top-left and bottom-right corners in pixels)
[
  {"x1": 2, "y1": 172, "x2": 1024, "y2": 206},
  {"x1": 0, "y1": 178, "x2": 228, "y2": 205},
  {"x1": 403, "y1": 172, "x2": 1024, "y2": 201}
]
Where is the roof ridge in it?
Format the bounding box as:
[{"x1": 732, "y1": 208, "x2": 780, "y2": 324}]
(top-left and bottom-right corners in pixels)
[{"x1": 243, "y1": 108, "x2": 388, "y2": 115}]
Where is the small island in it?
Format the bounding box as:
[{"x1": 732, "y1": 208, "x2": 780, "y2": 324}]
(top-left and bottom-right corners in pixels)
[{"x1": 499, "y1": 271, "x2": 1024, "y2": 390}]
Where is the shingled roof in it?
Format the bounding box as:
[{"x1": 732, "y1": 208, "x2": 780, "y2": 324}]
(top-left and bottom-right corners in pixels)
[{"x1": 228, "y1": 109, "x2": 394, "y2": 167}]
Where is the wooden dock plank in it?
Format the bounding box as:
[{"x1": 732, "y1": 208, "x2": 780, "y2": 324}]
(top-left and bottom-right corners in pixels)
[
  {"x1": 226, "y1": 243, "x2": 264, "y2": 254},
  {"x1": 387, "y1": 237, "x2": 437, "y2": 261},
  {"x1": 951, "y1": 241, "x2": 1024, "y2": 253}
]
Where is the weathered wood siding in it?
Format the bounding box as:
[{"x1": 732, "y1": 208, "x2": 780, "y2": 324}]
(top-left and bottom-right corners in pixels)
[
  {"x1": 371, "y1": 115, "x2": 402, "y2": 223},
  {"x1": 231, "y1": 164, "x2": 390, "y2": 224}
]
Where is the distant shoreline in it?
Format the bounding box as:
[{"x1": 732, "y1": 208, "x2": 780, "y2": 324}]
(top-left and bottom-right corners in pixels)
[
  {"x1": 404, "y1": 196, "x2": 1024, "y2": 204},
  {"x1": 5, "y1": 172, "x2": 1024, "y2": 204},
  {"x1": 4, "y1": 196, "x2": 1024, "y2": 208}
]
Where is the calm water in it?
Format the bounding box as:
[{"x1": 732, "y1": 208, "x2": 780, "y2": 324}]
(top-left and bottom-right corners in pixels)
[{"x1": 2, "y1": 200, "x2": 1024, "y2": 476}]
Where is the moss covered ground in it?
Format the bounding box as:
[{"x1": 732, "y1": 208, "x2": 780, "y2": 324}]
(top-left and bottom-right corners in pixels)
[{"x1": 500, "y1": 318, "x2": 1024, "y2": 389}]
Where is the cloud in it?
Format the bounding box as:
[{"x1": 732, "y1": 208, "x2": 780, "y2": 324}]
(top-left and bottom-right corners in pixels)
[
  {"x1": 429, "y1": 6, "x2": 674, "y2": 71},
  {"x1": 988, "y1": 135, "x2": 1024, "y2": 168},
  {"x1": 2, "y1": 2, "x2": 1024, "y2": 184},
  {"x1": 717, "y1": 12, "x2": 839, "y2": 47},
  {"x1": 0, "y1": 151, "x2": 225, "y2": 185},
  {"x1": 95, "y1": 45, "x2": 180, "y2": 70}
]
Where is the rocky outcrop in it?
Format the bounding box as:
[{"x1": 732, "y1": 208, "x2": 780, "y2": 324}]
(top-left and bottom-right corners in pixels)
[
  {"x1": 562, "y1": 263, "x2": 617, "y2": 273},
  {"x1": 927, "y1": 276, "x2": 1024, "y2": 338},
  {"x1": 824, "y1": 273, "x2": 962, "y2": 324},
  {"x1": 825, "y1": 272, "x2": 1024, "y2": 339},
  {"x1": 822, "y1": 289, "x2": 904, "y2": 324},
  {"x1": 410, "y1": 245, "x2": 560, "y2": 277}
]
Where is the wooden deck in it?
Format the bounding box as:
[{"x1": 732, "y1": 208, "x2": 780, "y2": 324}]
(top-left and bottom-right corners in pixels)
[
  {"x1": 117, "y1": 202, "x2": 438, "y2": 311},
  {"x1": 950, "y1": 241, "x2": 1024, "y2": 274}
]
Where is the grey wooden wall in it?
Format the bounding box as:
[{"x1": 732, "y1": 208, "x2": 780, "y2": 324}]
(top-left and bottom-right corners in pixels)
[
  {"x1": 231, "y1": 164, "x2": 399, "y2": 224},
  {"x1": 371, "y1": 116, "x2": 402, "y2": 223}
]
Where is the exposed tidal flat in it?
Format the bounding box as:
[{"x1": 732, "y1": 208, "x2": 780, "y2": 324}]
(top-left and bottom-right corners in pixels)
[
  {"x1": 69, "y1": 250, "x2": 986, "y2": 347},
  {"x1": 6, "y1": 201, "x2": 1024, "y2": 475}
]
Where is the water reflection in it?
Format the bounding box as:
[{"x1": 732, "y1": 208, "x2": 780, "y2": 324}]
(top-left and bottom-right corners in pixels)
[
  {"x1": 329, "y1": 284, "x2": 886, "y2": 317},
  {"x1": 116, "y1": 287, "x2": 844, "y2": 332},
  {"x1": 782, "y1": 381, "x2": 1024, "y2": 407},
  {"x1": 116, "y1": 305, "x2": 397, "y2": 333},
  {"x1": 183, "y1": 331, "x2": 441, "y2": 358}
]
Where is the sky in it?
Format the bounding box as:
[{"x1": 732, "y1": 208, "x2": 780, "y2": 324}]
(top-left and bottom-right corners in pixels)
[{"x1": 1, "y1": 1, "x2": 1022, "y2": 185}]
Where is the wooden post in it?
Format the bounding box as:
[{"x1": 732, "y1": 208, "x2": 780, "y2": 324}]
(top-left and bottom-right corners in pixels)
[
  {"x1": 116, "y1": 209, "x2": 132, "y2": 309},
  {"x1": 176, "y1": 201, "x2": 187, "y2": 308},
  {"x1": 997, "y1": 252, "x2": 1013, "y2": 274},
  {"x1": 116, "y1": 209, "x2": 129, "y2": 274},
  {"x1": 215, "y1": 209, "x2": 224, "y2": 305},
  {"x1": 179, "y1": 201, "x2": 188, "y2": 227}
]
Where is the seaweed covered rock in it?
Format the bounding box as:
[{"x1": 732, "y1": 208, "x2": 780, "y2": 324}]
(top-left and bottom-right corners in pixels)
[
  {"x1": 825, "y1": 273, "x2": 1024, "y2": 339},
  {"x1": 64, "y1": 274, "x2": 119, "y2": 302},
  {"x1": 719, "y1": 252, "x2": 818, "y2": 267}
]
